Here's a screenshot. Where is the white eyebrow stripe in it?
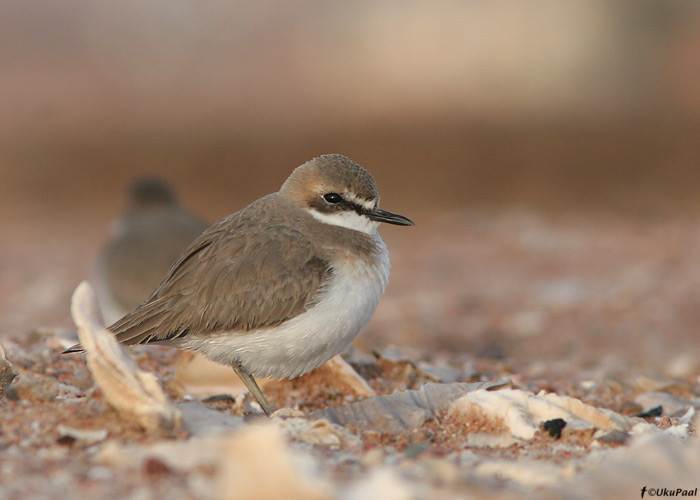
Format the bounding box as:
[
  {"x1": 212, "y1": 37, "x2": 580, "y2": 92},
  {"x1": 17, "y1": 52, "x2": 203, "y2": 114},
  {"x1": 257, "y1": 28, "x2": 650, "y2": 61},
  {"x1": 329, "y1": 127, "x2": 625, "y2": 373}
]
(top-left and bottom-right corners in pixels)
[{"x1": 344, "y1": 192, "x2": 376, "y2": 210}]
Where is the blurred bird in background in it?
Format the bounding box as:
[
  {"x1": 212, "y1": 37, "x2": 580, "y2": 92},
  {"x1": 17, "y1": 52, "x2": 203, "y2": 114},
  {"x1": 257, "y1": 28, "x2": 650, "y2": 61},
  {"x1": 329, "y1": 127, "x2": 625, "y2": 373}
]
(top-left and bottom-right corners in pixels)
[{"x1": 93, "y1": 177, "x2": 208, "y2": 324}]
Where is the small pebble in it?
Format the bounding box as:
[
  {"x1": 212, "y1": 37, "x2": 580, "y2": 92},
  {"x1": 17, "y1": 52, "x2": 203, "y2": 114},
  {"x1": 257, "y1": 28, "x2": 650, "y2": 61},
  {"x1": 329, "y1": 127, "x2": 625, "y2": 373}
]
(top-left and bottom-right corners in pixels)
[
  {"x1": 426, "y1": 458, "x2": 459, "y2": 486},
  {"x1": 57, "y1": 425, "x2": 108, "y2": 444},
  {"x1": 144, "y1": 457, "x2": 172, "y2": 476},
  {"x1": 542, "y1": 418, "x2": 566, "y2": 439},
  {"x1": 636, "y1": 392, "x2": 690, "y2": 416},
  {"x1": 87, "y1": 466, "x2": 114, "y2": 482},
  {"x1": 403, "y1": 442, "x2": 430, "y2": 459},
  {"x1": 635, "y1": 405, "x2": 663, "y2": 419},
  {"x1": 361, "y1": 447, "x2": 385, "y2": 468},
  {"x1": 7, "y1": 376, "x2": 59, "y2": 401},
  {"x1": 595, "y1": 429, "x2": 630, "y2": 445}
]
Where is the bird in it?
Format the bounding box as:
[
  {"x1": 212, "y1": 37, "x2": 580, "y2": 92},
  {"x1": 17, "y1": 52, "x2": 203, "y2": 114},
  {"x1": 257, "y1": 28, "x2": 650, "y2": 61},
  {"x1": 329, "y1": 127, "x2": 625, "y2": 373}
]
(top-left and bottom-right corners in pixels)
[
  {"x1": 93, "y1": 177, "x2": 208, "y2": 324},
  {"x1": 67, "y1": 154, "x2": 414, "y2": 415}
]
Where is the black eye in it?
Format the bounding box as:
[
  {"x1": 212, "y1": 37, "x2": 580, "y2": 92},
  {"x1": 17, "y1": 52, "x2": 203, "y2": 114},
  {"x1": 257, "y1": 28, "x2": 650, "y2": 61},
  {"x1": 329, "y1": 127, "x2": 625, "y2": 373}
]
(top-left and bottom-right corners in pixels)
[{"x1": 323, "y1": 193, "x2": 343, "y2": 204}]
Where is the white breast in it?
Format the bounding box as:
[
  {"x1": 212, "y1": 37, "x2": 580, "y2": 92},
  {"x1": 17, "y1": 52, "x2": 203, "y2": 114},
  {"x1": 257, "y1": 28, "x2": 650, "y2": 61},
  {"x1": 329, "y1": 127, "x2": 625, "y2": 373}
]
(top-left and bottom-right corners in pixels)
[{"x1": 178, "y1": 235, "x2": 391, "y2": 379}]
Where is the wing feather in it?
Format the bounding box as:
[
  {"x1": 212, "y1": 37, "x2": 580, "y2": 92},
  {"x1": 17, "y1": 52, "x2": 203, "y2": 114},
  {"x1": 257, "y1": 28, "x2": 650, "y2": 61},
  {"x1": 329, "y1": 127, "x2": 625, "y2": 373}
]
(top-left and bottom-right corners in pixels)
[{"x1": 108, "y1": 202, "x2": 332, "y2": 345}]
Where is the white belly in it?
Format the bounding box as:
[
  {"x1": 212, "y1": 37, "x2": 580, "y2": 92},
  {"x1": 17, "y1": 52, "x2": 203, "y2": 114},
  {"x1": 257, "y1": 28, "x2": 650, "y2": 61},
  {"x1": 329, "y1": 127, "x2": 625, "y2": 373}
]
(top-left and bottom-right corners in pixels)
[{"x1": 176, "y1": 239, "x2": 390, "y2": 379}]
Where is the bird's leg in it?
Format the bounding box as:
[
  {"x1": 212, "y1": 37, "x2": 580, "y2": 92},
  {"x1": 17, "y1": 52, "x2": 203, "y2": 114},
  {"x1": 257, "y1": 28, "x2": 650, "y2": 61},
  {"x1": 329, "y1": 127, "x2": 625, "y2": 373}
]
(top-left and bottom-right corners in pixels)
[{"x1": 232, "y1": 362, "x2": 275, "y2": 416}]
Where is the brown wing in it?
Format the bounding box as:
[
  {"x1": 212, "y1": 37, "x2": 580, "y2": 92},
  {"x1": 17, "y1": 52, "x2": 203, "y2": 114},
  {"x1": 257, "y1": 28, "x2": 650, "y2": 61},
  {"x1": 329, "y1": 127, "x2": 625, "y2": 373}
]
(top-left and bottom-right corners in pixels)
[{"x1": 108, "y1": 212, "x2": 332, "y2": 346}]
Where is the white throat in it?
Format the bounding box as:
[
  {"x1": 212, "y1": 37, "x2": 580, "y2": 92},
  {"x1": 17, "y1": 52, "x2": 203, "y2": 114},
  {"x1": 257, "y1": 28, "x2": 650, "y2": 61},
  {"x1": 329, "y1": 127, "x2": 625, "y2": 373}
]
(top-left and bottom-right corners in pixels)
[{"x1": 306, "y1": 208, "x2": 380, "y2": 235}]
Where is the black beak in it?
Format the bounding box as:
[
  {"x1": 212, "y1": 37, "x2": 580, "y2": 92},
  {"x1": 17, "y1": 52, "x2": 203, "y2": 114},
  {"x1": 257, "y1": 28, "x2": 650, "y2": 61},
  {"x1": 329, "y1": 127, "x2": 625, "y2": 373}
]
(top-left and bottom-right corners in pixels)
[{"x1": 366, "y1": 207, "x2": 415, "y2": 226}]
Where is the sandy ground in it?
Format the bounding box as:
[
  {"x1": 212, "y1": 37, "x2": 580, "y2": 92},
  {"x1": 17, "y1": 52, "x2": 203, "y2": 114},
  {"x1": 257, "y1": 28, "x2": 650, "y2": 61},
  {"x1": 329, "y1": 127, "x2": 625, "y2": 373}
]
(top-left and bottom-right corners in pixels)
[{"x1": 1, "y1": 207, "x2": 699, "y2": 499}]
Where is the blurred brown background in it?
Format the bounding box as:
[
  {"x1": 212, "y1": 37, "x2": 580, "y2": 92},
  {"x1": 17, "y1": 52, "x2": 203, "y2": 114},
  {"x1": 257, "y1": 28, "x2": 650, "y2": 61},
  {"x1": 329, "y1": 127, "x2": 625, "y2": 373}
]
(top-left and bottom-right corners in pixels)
[
  {"x1": 3, "y1": 1, "x2": 700, "y2": 215},
  {"x1": 2, "y1": 1, "x2": 700, "y2": 369}
]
